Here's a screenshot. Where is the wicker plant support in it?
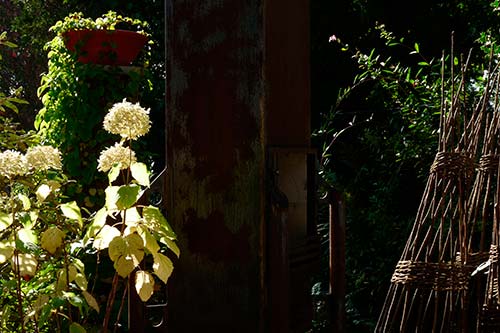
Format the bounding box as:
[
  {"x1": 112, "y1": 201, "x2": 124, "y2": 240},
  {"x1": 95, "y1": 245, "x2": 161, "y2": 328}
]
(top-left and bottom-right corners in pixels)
[{"x1": 376, "y1": 52, "x2": 500, "y2": 332}]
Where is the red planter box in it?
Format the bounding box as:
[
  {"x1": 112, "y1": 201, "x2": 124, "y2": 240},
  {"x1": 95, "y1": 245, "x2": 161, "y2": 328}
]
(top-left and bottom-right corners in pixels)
[{"x1": 63, "y1": 29, "x2": 148, "y2": 66}]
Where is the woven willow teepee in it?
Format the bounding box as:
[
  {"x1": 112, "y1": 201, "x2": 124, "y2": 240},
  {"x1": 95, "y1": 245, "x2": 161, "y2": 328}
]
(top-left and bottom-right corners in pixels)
[{"x1": 376, "y1": 51, "x2": 500, "y2": 332}]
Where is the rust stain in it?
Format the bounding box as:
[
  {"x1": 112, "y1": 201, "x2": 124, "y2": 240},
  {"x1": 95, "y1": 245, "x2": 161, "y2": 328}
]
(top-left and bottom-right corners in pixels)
[
  {"x1": 172, "y1": 2, "x2": 259, "y2": 193},
  {"x1": 183, "y1": 208, "x2": 251, "y2": 263}
]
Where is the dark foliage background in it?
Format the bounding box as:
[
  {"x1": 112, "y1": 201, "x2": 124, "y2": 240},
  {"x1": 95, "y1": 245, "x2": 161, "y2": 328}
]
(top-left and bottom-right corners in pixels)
[{"x1": 311, "y1": 0, "x2": 500, "y2": 331}]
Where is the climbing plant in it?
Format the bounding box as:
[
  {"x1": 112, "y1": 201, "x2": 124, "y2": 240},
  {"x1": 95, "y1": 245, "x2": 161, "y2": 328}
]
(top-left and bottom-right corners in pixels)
[{"x1": 35, "y1": 11, "x2": 153, "y2": 209}]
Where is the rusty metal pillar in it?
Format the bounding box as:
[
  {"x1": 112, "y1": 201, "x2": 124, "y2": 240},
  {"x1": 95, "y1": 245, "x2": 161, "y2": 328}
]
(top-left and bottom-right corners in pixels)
[
  {"x1": 165, "y1": 1, "x2": 265, "y2": 332},
  {"x1": 164, "y1": 0, "x2": 313, "y2": 332}
]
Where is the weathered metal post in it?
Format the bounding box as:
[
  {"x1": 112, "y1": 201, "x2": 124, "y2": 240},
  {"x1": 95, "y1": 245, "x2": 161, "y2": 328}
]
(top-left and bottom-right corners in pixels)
[{"x1": 164, "y1": 0, "x2": 315, "y2": 332}]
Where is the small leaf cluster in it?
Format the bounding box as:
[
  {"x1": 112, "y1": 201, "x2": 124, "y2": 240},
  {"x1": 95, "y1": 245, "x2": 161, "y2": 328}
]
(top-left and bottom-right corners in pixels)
[
  {"x1": 49, "y1": 11, "x2": 151, "y2": 37},
  {"x1": 85, "y1": 159, "x2": 179, "y2": 303}
]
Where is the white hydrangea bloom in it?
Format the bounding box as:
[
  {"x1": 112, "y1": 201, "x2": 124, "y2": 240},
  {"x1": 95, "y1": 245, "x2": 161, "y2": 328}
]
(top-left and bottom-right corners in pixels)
[
  {"x1": 0, "y1": 150, "x2": 28, "y2": 178},
  {"x1": 97, "y1": 143, "x2": 137, "y2": 173},
  {"x1": 103, "y1": 99, "x2": 151, "y2": 140},
  {"x1": 26, "y1": 145, "x2": 62, "y2": 171}
]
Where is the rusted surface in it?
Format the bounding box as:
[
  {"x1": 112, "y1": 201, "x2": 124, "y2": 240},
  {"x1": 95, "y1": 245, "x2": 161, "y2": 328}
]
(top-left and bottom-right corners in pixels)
[
  {"x1": 165, "y1": 0, "x2": 313, "y2": 331},
  {"x1": 265, "y1": 0, "x2": 311, "y2": 146},
  {"x1": 183, "y1": 208, "x2": 251, "y2": 263},
  {"x1": 165, "y1": 0, "x2": 264, "y2": 332}
]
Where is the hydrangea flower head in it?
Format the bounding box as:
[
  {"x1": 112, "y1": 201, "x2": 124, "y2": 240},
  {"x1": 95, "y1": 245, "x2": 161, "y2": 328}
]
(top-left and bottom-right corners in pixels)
[
  {"x1": 0, "y1": 150, "x2": 28, "y2": 178},
  {"x1": 97, "y1": 143, "x2": 137, "y2": 173},
  {"x1": 103, "y1": 99, "x2": 151, "y2": 140},
  {"x1": 26, "y1": 145, "x2": 62, "y2": 171}
]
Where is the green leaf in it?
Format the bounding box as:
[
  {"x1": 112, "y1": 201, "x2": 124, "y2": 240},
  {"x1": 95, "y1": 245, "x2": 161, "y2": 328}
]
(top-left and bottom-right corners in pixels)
[
  {"x1": 60, "y1": 201, "x2": 83, "y2": 228},
  {"x1": 69, "y1": 322, "x2": 86, "y2": 333},
  {"x1": 64, "y1": 291, "x2": 85, "y2": 309},
  {"x1": 131, "y1": 162, "x2": 150, "y2": 187},
  {"x1": 93, "y1": 225, "x2": 120, "y2": 250},
  {"x1": 153, "y1": 252, "x2": 173, "y2": 284},
  {"x1": 116, "y1": 185, "x2": 141, "y2": 210},
  {"x1": 108, "y1": 233, "x2": 144, "y2": 277},
  {"x1": 143, "y1": 206, "x2": 176, "y2": 238},
  {"x1": 135, "y1": 270, "x2": 154, "y2": 302}
]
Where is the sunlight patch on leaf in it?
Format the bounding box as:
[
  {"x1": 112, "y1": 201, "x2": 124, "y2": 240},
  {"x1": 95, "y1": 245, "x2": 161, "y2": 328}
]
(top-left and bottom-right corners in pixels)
[
  {"x1": 135, "y1": 270, "x2": 154, "y2": 302},
  {"x1": 36, "y1": 184, "x2": 51, "y2": 202},
  {"x1": 92, "y1": 225, "x2": 120, "y2": 251},
  {"x1": 11, "y1": 253, "x2": 37, "y2": 276},
  {"x1": 153, "y1": 252, "x2": 173, "y2": 284},
  {"x1": 0, "y1": 212, "x2": 13, "y2": 232},
  {"x1": 60, "y1": 201, "x2": 83, "y2": 229},
  {"x1": 130, "y1": 162, "x2": 150, "y2": 187}
]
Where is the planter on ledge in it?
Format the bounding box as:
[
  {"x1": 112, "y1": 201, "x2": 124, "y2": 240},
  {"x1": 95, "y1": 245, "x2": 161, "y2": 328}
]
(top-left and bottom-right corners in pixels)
[{"x1": 63, "y1": 29, "x2": 148, "y2": 66}]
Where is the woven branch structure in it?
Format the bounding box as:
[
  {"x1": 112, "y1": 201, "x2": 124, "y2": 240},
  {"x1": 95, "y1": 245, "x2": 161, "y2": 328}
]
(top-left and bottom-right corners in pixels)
[{"x1": 376, "y1": 53, "x2": 500, "y2": 332}]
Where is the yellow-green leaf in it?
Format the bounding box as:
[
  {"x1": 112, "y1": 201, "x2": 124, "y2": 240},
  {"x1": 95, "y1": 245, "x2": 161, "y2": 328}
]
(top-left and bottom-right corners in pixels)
[
  {"x1": 75, "y1": 273, "x2": 88, "y2": 291},
  {"x1": 0, "y1": 240, "x2": 14, "y2": 264},
  {"x1": 135, "y1": 270, "x2": 154, "y2": 302},
  {"x1": 69, "y1": 321, "x2": 86, "y2": 333},
  {"x1": 108, "y1": 163, "x2": 121, "y2": 184},
  {"x1": 72, "y1": 258, "x2": 85, "y2": 273},
  {"x1": 18, "y1": 228, "x2": 37, "y2": 245},
  {"x1": 137, "y1": 225, "x2": 159, "y2": 254},
  {"x1": 108, "y1": 233, "x2": 144, "y2": 277},
  {"x1": 153, "y1": 252, "x2": 173, "y2": 284},
  {"x1": 93, "y1": 225, "x2": 120, "y2": 250},
  {"x1": 84, "y1": 207, "x2": 108, "y2": 244},
  {"x1": 11, "y1": 253, "x2": 37, "y2": 276},
  {"x1": 143, "y1": 206, "x2": 176, "y2": 238},
  {"x1": 17, "y1": 194, "x2": 30, "y2": 210},
  {"x1": 105, "y1": 186, "x2": 119, "y2": 211},
  {"x1": 82, "y1": 290, "x2": 99, "y2": 313},
  {"x1": 41, "y1": 227, "x2": 65, "y2": 254},
  {"x1": 56, "y1": 269, "x2": 68, "y2": 292},
  {"x1": 60, "y1": 201, "x2": 83, "y2": 228},
  {"x1": 0, "y1": 212, "x2": 13, "y2": 232},
  {"x1": 163, "y1": 237, "x2": 180, "y2": 258},
  {"x1": 36, "y1": 184, "x2": 51, "y2": 202},
  {"x1": 122, "y1": 207, "x2": 142, "y2": 227},
  {"x1": 68, "y1": 264, "x2": 78, "y2": 282},
  {"x1": 131, "y1": 162, "x2": 150, "y2": 187}
]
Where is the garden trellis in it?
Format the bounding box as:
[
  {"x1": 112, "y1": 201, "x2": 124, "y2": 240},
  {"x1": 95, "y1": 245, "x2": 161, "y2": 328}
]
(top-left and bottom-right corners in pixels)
[{"x1": 376, "y1": 51, "x2": 500, "y2": 332}]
